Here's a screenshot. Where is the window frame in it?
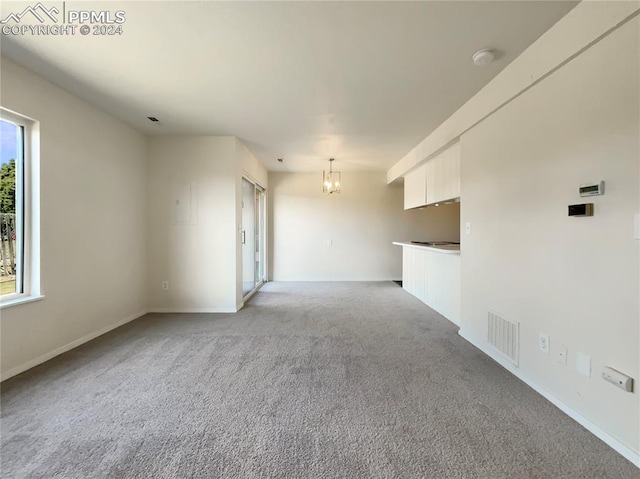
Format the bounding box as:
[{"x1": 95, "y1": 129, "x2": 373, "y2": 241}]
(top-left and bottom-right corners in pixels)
[{"x1": 0, "y1": 107, "x2": 42, "y2": 308}]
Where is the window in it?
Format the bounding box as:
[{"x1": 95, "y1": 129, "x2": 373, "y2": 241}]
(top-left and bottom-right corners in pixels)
[{"x1": 0, "y1": 108, "x2": 40, "y2": 307}]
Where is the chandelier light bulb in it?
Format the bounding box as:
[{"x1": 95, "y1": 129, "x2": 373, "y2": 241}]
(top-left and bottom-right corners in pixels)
[{"x1": 322, "y1": 158, "x2": 341, "y2": 195}]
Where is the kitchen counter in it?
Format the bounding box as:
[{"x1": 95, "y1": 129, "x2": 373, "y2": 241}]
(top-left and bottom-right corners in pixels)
[
  {"x1": 393, "y1": 241, "x2": 460, "y2": 254},
  {"x1": 395, "y1": 242, "x2": 461, "y2": 325}
]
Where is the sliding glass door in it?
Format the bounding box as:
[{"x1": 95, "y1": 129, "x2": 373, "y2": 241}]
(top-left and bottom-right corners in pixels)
[{"x1": 242, "y1": 177, "x2": 265, "y2": 297}]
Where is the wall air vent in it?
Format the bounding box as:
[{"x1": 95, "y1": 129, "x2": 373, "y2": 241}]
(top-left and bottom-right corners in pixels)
[{"x1": 487, "y1": 310, "x2": 519, "y2": 367}]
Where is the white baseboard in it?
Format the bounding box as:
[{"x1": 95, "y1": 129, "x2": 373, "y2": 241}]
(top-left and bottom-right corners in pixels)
[
  {"x1": 458, "y1": 328, "x2": 640, "y2": 468},
  {"x1": 1, "y1": 310, "x2": 147, "y2": 382},
  {"x1": 148, "y1": 308, "x2": 238, "y2": 313}
]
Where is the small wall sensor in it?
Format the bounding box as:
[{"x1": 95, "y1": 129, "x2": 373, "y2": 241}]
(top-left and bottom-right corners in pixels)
[
  {"x1": 277, "y1": 158, "x2": 284, "y2": 163},
  {"x1": 579, "y1": 181, "x2": 604, "y2": 197}
]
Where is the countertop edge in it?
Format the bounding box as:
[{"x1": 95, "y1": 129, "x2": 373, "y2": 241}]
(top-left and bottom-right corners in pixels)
[{"x1": 392, "y1": 241, "x2": 461, "y2": 254}]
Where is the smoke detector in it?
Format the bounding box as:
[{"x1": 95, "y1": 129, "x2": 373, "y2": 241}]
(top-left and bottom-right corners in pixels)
[{"x1": 472, "y1": 48, "x2": 496, "y2": 66}]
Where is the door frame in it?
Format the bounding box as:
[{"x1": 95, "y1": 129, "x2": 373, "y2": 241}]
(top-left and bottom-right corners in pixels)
[{"x1": 241, "y1": 174, "x2": 267, "y2": 301}]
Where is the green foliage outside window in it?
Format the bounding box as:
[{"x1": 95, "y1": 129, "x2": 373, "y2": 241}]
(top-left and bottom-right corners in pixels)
[{"x1": 0, "y1": 159, "x2": 16, "y2": 214}]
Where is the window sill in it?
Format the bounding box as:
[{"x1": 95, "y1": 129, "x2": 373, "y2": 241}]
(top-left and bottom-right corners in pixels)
[{"x1": 0, "y1": 294, "x2": 45, "y2": 309}]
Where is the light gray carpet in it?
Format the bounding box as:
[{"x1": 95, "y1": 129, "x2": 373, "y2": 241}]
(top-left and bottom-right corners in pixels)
[{"x1": 1, "y1": 282, "x2": 637, "y2": 478}]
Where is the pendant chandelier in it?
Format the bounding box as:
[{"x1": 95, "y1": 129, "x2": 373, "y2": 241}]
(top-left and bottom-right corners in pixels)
[{"x1": 323, "y1": 158, "x2": 341, "y2": 194}]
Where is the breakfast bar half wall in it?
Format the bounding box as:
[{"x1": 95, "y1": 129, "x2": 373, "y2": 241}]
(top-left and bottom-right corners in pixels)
[{"x1": 393, "y1": 241, "x2": 460, "y2": 325}]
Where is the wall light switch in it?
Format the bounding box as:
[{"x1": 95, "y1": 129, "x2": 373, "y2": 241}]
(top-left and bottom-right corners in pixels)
[
  {"x1": 327, "y1": 240, "x2": 333, "y2": 247},
  {"x1": 576, "y1": 352, "x2": 591, "y2": 377},
  {"x1": 465, "y1": 222, "x2": 471, "y2": 235}
]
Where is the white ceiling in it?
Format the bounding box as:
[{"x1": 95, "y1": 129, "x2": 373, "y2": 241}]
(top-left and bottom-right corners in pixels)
[{"x1": 1, "y1": 1, "x2": 577, "y2": 172}]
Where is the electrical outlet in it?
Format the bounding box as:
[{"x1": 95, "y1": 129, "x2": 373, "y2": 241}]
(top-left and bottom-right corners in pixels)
[
  {"x1": 162, "y1": 281, "x2": 169, "y2": 291},
  {"x1": 539, "y1": 333, "x2": 550, "y2": 354},
  {"x1": 465, "y1": 222, "x2": 472, "y2": 235},
  {"x1": 557, "y1": 345, "x2": 568, "y2": 365}
]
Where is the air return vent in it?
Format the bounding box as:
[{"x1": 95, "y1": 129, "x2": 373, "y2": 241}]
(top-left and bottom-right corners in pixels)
[{"x1": 487, "y1": 311, "x2": 519, "y2": 367}]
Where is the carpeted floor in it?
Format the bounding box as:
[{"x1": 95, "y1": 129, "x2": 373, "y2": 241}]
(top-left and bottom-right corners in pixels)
[{"x1": 1, "y1": 282, "x2": 637, "y2": 478}]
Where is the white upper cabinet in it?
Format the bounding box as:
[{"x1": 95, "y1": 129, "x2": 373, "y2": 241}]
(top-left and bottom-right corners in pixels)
[
  {"x1": 426, "y1": 141, "x2": 460, "y2": 205},
  {"x1": 403, "y1": 163, "x2": 428, "y2": 210},
  {"x1": 425, "y1": 155, "x2": 442, "y2": 205},
  {"x1": 403, "y1": 141, "x2": 460, "y2": 209}
]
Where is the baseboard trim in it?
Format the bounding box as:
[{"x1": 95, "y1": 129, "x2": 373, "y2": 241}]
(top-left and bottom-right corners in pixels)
[
  {"x1": 1, "y1": 310, "x2": 148, "y2": 382},
  {"x1": 458, "y1": 328, "x2": 640, "y2": 468},
  {"x1": 148, "y1": 308, "x2": 238, "y2": 313}
]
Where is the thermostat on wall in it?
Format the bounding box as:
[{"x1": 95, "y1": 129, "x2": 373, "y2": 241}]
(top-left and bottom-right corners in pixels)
[
  {"x1": 579, "y1": 181, "x2": 604, "y2": 197},
  {"x1": 568, "y1": 203, "x2": 594, "y2": 217}
]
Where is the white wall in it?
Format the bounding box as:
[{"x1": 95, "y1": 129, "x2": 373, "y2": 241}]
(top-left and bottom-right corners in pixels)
[
  {"x1": 147, "y1": 136, "x2": 239, "y2": 312},
  {"x1": 0, "y1": 64, "x2": 269, "y2": 375},
  {"x1": 0, "y1": 58, "x2": 148, "y2": 378},
  {"x1": 269, "y1": 171, "x2": 460, "y2": 281},
  {"x1": 238, "y1": 138, "x2": 268, "y2": 188},
  {"x1": 460, "y1": 16, "x2": 639, "y2": 457}
]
